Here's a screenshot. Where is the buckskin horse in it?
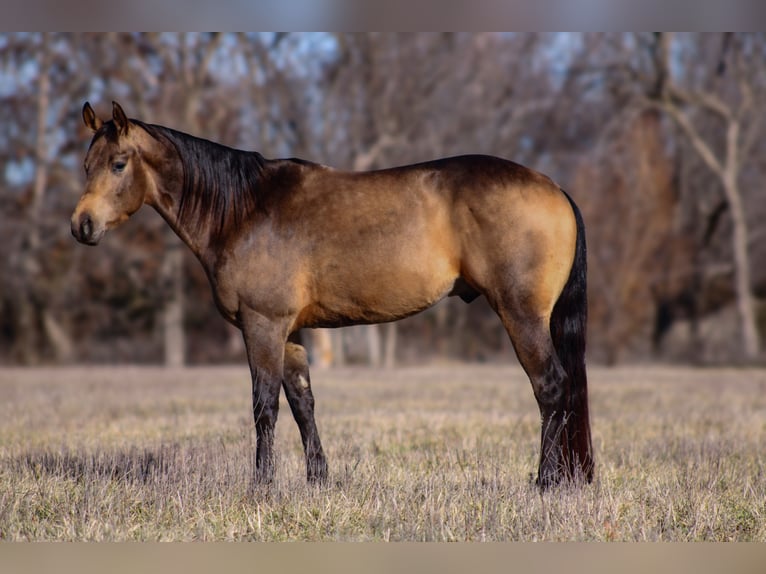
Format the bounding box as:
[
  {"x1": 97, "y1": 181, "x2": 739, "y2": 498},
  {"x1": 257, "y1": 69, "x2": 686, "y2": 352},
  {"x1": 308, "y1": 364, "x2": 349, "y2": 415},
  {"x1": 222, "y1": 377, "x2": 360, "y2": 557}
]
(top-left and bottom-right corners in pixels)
[{"x1": 71, "y1": 102, "x2": 593, "y2": 488}]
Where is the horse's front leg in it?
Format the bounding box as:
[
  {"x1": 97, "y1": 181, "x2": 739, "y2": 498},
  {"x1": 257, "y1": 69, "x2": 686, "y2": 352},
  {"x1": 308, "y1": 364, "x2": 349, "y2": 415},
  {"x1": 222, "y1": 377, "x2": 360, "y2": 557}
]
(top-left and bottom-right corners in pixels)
[
  {"x1": 283, "y1": 341, "x2": 328, "y2": 483},
  {"x1": 240, "y1": 309, "x2": 287, "y2": 485}
]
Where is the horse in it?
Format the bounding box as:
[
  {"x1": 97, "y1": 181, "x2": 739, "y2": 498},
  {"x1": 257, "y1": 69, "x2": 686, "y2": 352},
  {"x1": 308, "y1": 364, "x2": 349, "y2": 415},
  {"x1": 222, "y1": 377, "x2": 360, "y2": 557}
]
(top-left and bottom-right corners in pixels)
[{"x1": 71, "y1": 101, "x2": 593, "y2": 489}]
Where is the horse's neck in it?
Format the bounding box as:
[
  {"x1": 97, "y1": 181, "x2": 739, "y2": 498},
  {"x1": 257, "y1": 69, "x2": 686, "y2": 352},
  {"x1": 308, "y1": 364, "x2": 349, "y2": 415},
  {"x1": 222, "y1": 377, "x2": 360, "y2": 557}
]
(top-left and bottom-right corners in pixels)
[
  {"x1": 144, "y1": 147, "x2": 215, "y2": 268},
  {"x1": 142, "y1": 124, "x2": 265, "y2": 270},
  {"x1": 155, "y1": 201, "x2": 209, "y2": 260}
]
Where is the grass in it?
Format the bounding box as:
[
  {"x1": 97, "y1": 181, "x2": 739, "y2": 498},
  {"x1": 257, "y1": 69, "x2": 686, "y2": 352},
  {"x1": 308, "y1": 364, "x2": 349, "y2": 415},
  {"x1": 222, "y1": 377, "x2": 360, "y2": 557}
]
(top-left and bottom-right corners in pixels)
[{"x1": 1, "y1": 364, "x2": 765, "y2": 540}]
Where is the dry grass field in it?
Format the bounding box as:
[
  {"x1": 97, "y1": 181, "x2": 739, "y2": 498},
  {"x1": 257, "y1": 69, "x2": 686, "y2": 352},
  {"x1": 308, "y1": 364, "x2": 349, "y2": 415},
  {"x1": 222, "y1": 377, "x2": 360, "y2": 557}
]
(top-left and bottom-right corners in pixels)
[{"x1": 1, "y1": 363, "x2": 765, "y2": 541}]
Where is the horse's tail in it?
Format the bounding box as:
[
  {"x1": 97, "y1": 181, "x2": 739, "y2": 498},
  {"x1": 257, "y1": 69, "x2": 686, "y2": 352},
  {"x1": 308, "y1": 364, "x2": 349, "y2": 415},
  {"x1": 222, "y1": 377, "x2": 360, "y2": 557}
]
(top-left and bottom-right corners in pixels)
[{"x1": 549, "y1": 190, "x2": 594, "y2": 483}]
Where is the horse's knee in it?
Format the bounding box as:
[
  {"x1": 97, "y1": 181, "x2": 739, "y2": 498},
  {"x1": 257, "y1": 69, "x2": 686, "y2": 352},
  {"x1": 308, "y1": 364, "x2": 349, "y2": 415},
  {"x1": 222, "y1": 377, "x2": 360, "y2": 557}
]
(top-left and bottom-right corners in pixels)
[{"x1": 253, "y1": 395, "x2": 279, "y2": 428}]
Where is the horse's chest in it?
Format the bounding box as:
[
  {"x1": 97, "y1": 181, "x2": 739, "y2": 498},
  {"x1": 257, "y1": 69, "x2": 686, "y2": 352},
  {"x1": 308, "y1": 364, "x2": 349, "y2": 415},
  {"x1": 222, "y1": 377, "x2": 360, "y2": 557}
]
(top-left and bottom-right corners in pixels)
[{"x1": 210, "y1": 251, "x2": 305, "y2": 323}]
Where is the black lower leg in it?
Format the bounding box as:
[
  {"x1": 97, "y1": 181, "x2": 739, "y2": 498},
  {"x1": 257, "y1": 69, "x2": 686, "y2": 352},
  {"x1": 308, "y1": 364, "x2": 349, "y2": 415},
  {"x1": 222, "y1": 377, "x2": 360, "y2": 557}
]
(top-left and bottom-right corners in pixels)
[
  {"x1": 535, "y1": 355, "x2": 592, "y2": 488},
  {"x1": 494, "y1": 294, "x2": 590, "y2": 489},
  {"x1": 241, "y1": 310, "x2": 290, "y2": 487},
  {"x1": 253, "y1": 393, "x2": 278, "y2": 484},
  {"x1": 530, "y1": 355, "x2": 570, "y2": 489},
  {"x1": 283, "y1": 342, "x2": 328, "y2": 483}
]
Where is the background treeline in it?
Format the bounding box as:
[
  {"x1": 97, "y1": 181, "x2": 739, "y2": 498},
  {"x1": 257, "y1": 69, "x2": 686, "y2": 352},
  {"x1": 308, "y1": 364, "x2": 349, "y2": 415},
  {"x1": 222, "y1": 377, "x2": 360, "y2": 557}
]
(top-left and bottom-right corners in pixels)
[{"x1": 2, "y1": 32, "x2": 765, "y2": 366}]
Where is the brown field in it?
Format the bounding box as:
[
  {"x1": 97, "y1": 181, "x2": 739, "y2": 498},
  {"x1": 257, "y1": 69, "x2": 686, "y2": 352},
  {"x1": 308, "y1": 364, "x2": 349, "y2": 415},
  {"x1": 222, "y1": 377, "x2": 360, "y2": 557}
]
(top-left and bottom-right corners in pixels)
[{"x1": 1, "y1": 363, "x2": 765, "y2": 541}]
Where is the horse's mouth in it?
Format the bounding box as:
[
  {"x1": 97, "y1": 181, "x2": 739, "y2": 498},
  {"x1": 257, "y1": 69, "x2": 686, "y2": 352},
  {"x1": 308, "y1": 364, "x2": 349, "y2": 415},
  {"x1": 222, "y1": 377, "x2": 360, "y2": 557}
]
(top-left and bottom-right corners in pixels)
[{"x1": 77, "y1": 235, "x2": 102, "y2": 246}]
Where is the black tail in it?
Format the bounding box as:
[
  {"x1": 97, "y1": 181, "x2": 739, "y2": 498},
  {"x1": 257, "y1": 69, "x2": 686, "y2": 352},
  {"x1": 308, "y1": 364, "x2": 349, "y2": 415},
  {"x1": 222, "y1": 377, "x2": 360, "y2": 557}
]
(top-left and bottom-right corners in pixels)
[{"x1": 549, "y1": 191, "x2": 593, "y2": 482}]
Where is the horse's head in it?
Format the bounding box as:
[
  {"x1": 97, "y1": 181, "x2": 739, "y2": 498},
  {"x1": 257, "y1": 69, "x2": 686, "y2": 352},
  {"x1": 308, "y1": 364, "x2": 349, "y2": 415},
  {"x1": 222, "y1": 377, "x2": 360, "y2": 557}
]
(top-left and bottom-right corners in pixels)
[{"x1": 71, "y1": 101, "x2": 151, "y2": 245}]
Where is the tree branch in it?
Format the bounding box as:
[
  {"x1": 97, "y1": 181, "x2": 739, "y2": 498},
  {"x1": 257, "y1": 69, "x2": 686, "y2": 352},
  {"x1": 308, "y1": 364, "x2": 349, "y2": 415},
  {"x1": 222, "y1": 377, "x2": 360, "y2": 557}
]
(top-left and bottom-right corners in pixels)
[{"x1": 653, "y1": 99, "x2": 724, "y2": 178}]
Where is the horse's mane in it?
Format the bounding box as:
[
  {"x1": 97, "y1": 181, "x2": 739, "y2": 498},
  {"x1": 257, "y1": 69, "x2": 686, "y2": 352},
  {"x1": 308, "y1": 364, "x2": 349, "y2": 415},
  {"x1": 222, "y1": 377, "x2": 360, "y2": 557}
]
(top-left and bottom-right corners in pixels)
[{"x1": 139, "y1": 122, "x2": 267, "y2": 236}]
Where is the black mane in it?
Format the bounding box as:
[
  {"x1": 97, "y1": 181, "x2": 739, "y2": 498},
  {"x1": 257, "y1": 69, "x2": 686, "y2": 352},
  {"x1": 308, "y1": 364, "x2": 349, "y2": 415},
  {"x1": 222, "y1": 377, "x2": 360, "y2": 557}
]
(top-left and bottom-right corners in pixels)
[{"x1": 140, "y1": 122, "x2": 267, "y2": 237}]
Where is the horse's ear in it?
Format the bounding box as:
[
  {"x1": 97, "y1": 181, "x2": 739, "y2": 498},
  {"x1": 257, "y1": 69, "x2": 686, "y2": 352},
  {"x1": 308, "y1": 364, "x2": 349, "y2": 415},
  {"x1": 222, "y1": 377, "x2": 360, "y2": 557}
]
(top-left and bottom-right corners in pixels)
[
  {"x1": 82, "y1": 102, "x2": 102, "y2": 132},
  {"x1": 112, "y1": 101, "x2": 129, "y2": 135}
]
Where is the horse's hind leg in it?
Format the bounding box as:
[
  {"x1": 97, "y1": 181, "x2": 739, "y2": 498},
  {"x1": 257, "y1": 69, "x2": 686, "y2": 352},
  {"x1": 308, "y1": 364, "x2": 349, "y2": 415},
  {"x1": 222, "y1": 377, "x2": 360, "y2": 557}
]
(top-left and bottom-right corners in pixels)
[
  {"x1": 494, "y1": 303, "x2": 571, "y2": 488},
  {"x1": 283, "y1": 341, "x2": 328, "y2": 483}
]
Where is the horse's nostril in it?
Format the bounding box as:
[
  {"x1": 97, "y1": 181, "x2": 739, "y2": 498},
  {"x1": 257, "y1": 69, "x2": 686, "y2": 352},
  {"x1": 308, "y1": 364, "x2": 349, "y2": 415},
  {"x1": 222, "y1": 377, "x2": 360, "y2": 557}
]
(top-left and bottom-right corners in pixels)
[{"x1": 80, "y1": 214, "x2": 93, "y2": 240}]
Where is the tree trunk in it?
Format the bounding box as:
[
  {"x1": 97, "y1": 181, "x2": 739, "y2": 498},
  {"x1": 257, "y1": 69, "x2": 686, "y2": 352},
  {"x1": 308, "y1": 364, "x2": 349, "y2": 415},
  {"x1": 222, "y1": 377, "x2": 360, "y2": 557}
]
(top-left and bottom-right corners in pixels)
[
  {"x1": 162, "y1": 238, "x2": 185, "y2": 367},
  {"x1": 382, "y1": 322, "x2": 397, "y2": 367},
  {"x1": 15, "y1": 33, "x2": 52, "y2": 364},
  {"x1": 723, "y1": 161, "x2": 760, "y2": 359},
  {"x1": 668, "y1": 110, "x2": 759, "y2": 359},
  {"x1": 648, "y1": 32, "x2": 760, "y2": 360},
  {"x1": 310, "y1": 329, "x2": 334, "y2": 367},
  {"x1": 331, "y1": 330, "x2": 346, "y2": 366},
  {"x1": 42, "y1": 310, "x2": 74, "y2": 362},
  {"x1": 366, "y1": 324, "x2": 382, "y2": 367}
]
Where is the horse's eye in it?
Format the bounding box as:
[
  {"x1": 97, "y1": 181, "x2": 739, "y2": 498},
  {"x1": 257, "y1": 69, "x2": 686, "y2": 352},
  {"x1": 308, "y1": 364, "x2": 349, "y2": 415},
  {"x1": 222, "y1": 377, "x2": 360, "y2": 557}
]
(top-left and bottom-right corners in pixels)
[{"x1": 112, "y1": 161, "x2": 127, "y2": 173}]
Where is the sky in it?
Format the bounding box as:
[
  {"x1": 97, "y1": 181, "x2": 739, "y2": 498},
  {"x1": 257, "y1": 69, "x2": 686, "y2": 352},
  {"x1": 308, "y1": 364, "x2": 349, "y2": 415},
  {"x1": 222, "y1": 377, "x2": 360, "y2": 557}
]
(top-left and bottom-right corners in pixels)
[{"x1": 4, "y1": 0, "x2": 764, "y2": 30}]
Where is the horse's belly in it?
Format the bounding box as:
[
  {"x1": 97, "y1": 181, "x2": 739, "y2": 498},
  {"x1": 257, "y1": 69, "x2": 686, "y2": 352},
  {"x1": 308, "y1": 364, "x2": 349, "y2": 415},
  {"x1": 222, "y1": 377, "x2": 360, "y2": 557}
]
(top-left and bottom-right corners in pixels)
[
  {"x1": 301, "y1": 249, "x2": 458, "y2": 328},
  {"x1": 297, "y1": 192, "x2": 461, "y2": 328}
]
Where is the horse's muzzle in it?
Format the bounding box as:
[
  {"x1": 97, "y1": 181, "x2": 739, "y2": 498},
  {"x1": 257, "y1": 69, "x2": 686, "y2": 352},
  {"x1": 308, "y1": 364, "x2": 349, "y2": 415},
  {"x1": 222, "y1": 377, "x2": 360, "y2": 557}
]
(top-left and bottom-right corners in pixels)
[{"x1": 71, "y1": 212, "x2": 99, "y2": 245}]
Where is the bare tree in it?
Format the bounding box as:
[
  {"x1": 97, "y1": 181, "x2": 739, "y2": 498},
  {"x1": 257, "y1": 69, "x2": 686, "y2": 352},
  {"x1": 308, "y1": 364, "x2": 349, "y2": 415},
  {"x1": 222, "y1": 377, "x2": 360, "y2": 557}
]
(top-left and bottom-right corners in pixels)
[
  {"x1": 3, "y1": 33, "x2": 78, "y2": 363},
  {"x1": 14, "y1": 33, "x2": 53, "y2": 363},
  {"x1": 645, "y1": 33, "x2": 762, "y2": 359},
  {"x1": 575, "y1": 107, "x2": 681, "y2": 363},
  {"x1": 4, "y1": 33, "x2": 764, "y2": 366}
]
